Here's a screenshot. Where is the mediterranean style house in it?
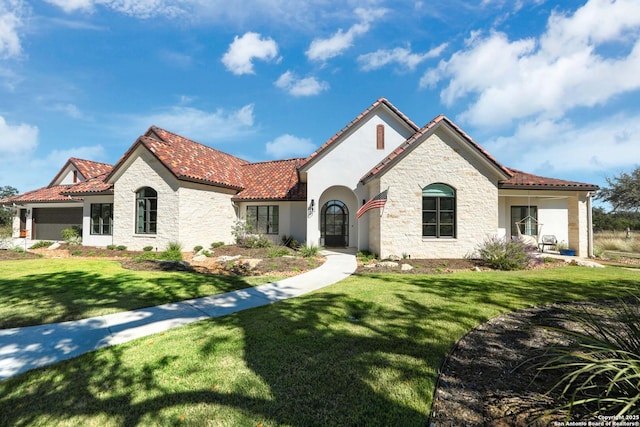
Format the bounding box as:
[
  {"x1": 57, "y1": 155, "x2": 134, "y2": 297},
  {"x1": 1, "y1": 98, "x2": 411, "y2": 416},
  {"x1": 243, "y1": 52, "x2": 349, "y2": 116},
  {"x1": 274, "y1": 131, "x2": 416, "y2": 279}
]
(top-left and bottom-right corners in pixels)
[{"x1": 1, "y1": 98, "x2": 598, "y2": 258}]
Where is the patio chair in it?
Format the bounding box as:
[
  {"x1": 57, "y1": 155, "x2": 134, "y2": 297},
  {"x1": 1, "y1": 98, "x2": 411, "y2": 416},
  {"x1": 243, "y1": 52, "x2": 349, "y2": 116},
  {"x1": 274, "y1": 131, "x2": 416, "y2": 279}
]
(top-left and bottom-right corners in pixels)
[{"x1": 538, "y1": 235, "x2": 557, "y2": 252}]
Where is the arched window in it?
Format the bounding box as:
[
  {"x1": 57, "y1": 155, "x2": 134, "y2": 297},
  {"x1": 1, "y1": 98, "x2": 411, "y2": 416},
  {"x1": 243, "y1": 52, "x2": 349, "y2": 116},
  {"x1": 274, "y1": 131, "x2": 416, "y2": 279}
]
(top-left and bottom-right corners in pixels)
[
  {"x1": 422, "y1": 183, "x2": 456, "y2": 238},
  {"x1": 136, "y1": 187, "x2": 157, "y2": 234}
]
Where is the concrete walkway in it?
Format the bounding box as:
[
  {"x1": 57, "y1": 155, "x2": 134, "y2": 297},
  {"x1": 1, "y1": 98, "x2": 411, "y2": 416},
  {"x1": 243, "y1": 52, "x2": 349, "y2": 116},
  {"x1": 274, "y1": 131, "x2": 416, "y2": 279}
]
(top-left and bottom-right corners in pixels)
[{"x1": 0, "y1": 249, "x2": 357, "y2": 381}]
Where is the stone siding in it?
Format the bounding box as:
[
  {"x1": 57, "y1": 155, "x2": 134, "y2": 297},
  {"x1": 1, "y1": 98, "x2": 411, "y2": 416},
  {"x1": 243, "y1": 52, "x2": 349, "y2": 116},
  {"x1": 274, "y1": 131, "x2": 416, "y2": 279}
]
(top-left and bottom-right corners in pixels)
[
  {"x1": 376, "y1": 128, "x2": 501, "y2": 259},
  {"x1": 178, "y1": 185, "x2": 236, "y2": 250}
]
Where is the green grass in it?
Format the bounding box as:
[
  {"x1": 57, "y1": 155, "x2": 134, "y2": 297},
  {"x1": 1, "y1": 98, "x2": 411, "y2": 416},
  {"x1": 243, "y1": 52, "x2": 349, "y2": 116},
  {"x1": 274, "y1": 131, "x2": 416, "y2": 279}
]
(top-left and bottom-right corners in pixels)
[
  {"x1": 0, "y1": 266, "x2": 639, "y2": 426},
  {"x1": 0, "y1": 259, "x2": 283, "y2": 329}
]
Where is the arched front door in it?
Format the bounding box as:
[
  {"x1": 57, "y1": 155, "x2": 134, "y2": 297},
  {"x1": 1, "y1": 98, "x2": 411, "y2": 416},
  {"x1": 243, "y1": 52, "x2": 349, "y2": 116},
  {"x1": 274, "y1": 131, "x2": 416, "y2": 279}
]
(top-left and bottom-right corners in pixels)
[{"x1": 321, "y1": 200, "x2": 348, "y2": 247}]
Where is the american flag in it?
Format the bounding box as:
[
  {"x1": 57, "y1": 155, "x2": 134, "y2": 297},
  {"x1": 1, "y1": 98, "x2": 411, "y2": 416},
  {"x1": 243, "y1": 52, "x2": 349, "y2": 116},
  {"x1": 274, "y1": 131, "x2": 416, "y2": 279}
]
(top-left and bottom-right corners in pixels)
[{"x1": 357, "y1": 189, "x2": 388, "y2": 219}]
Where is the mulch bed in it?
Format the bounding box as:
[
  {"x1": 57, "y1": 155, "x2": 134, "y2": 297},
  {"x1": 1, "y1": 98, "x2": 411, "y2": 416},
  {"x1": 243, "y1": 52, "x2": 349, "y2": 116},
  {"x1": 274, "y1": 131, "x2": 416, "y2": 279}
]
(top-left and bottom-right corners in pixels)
[{"x1": 429, "y1": 299, "x2": 637, "y2": 426}]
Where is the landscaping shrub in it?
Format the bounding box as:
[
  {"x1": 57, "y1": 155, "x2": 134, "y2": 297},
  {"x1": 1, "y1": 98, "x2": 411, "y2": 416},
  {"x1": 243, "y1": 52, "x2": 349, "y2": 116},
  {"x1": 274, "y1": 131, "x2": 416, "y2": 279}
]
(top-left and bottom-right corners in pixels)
[
  {"x1": 539, "y1": 296, "x2": 640, "y2": 418},
  {"x1": 160, "y1": 241, "x2": 183, "y2": 261},
  {"x1": 267, "y1": 246, "x2": 291, "y2": 258},
  {"x1": 475, "y1": 236, "x2": 533, "y2": 270},
  {"x1": 116, "y1": 245, "x2": 127, "y2": 251},
  {"x1": 106, "y1": 244, "x2": 116, "y2": 250},
  {"x1": 29, "y1": 241, "x2": 54, "y2": 249},
  {"x1": 193, "y1": 245, "x2": 203, "y2": 252},
  {"x1": 357, "y1": 250, "x2": 378, "y2": 263},
  {"x1": 299, "y1": 244, "x2": 319, "y2": 258},
  {"x1": 61, "y1": 227, "x2": 82, "y2": 245},
  {"x1": 143, "y1": 246, "x2": 154, "y2": 252},
  {"x1": 281, "y1": 235, "x2": 300, "y2": 249},
  {"x1": 211, "y1": 242, "x2": 224, "y2": 249}
]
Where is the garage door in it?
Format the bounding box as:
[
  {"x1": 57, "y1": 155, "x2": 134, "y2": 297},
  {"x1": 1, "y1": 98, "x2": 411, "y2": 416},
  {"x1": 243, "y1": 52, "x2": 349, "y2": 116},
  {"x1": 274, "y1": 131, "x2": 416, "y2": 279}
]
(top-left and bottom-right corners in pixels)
[{"x1": 33, "y1": 208, "x2": 83, "y2": 241}]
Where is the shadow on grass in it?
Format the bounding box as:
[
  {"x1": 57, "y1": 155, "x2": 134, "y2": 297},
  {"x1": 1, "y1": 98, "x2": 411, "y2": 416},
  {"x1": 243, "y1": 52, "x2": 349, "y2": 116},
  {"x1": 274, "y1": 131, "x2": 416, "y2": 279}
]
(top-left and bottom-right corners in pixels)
[
  {"x1": 1, "y1": 269, "x2": 639, "y2": 426},
  {"x1": 0, "y1": 267, "x2": 254, "y2": 329}
]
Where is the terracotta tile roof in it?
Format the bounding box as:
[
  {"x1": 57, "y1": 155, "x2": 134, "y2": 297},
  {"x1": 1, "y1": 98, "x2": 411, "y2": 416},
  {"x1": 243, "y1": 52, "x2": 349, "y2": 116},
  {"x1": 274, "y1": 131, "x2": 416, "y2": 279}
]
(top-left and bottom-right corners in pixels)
[
  {"x1": 2, "y1": 185, "x2": 82, "y2": 204},
  {"x1": 234, "y1": 159, "x2": 306, "y2": 200},
  {"x1": 299, "y1": 97, "x2": 420, "y2": 170},
  {"x1": 361, "y1": 115, "x2": 513, "y2": 184},
  {"x1": 62, "y1": 172, "x2": 114, "y2": 195},
  {"x1": 110, "y1": 126, "x2": 249, "y2": 190},
  {"x1": 48, "y1": 158, "x2": 113, "y2": 186},
  {"x1": 500, "y1": 169, "x2": 599, "y2": 190}
]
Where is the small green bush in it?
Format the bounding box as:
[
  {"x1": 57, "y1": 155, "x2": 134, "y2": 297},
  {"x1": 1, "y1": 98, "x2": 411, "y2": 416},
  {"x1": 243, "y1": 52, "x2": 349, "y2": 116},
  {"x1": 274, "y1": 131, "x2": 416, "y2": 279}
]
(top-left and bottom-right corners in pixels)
[
  {"x1": 116, "y1": 245, "x2": 127, "y2": 251},
  {"x1": 143, "y1": 246, "x2": 154, "y2": 252},
  {"x1": 267, "y1": 246, "x2": 291, "y2": 258},
  {"x1": 299, "y1": 245, "x2": 319, "y2": 258},
  {"x1": 106, "y1": 244, "x2": 117, "y2": 250},
  {"x1": 211, "y1": 242, "x2": 224, "y2": 249},
  {"x1": 201, "y1": 249, "x2": 212, "y2": 257},
  {"x1": 244, "y1": 235, "x2": 273, "y2": 248},
  {"x1": 70, "y1": 250, "x2": 83, "y2": 256},
  {"x1": 357, "y1": 250, "x2": 377, "y2": 262},
  {"x1": 29, "y1": 241, "x2": 54, "y2": 249},
  {"x1": 281, "y1": 235, "x2": 300, "y2": 249},
  {"x1": 475, "y1": 236, "x2": 533, "y2": 270},
  {"x1": 61, "y1": 227, "x2": 82, "y2": 246},
  {"x1": 161, "y1": 241, "x2": 183, "y2": 261},
  {"x1": 193, "y1": 245, "x2": 203, "y2": 252}
]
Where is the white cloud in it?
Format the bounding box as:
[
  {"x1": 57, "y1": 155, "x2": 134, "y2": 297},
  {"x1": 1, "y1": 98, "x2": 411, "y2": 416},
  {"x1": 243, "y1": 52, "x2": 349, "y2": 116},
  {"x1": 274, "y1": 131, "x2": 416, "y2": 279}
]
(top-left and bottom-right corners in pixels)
[
  {"x1": 485, "y1": 113, "x2": 640, "y2": 176},
  {"x1": 306, "y1": 7, "x2": 387, "y2": 62},
  {"x1": 358, "y1": 43, "x2": 448, "y2": 71},
  {"x1": 274, "y1": 71, "x2": 329, "y2": 97},
  {"x1": 44, "y1": 0, "x2": 184, "y2": 18},
  {"x1": 44, "y1": 0, "x2": 93, "y2": 13},
  {"x1": 131, "y1": 104, "x2": 256, "y2": 143},
  {"x1": 0, "y1": 0, "x2": 27, "y2": 59},
  {"x1": 422, "y1": 0, "x2": 640, "y2": 128},
  {"x1": 265, "y1": 134, "x2": 315, "y2": 158},
  {"x1": 0, "y1": 115, "x2": 38, "y2": 155},
  {"x1": 221, "y1": 32, "x2": 279, "y2": 75}
]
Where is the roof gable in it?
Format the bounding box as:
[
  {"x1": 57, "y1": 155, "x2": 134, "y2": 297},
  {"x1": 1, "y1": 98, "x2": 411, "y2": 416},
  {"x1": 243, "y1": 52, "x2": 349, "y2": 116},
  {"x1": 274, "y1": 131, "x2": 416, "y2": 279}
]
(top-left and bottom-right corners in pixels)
[
  {"x1": 108, "y1": 126, "x2": 249, "y2": 190},
  {"x1": 49, "y1": 158, "x2": 113, "y2": 187},
  {"x1": 298, "y1": 97, "x2": 420, "y2": 171},
  {"x1": 361, "y1": 115, "x2": 513, "y2": 184}
]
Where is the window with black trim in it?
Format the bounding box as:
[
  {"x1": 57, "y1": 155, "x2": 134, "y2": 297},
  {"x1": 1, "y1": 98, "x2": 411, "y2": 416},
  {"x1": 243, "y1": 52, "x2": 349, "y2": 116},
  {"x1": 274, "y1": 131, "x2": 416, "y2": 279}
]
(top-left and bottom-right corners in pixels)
[
  {"x1": 246, "y1": 205, "x2": 279, "y2": 234},
  {"x1": 90, "y1": 203, "x2": 113, "y2": 235},
  {"x1": 422, "y1": 183, "x2": 456, "y2": 238},
  {"x1": 136, "y1": 187, "x2": 157, "y2": 234}
]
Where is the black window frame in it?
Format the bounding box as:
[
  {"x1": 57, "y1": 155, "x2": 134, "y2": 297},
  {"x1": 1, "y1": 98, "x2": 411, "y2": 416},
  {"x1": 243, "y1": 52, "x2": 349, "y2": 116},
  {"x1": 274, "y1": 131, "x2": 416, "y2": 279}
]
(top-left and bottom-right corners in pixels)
[
  {"x1": 136, "y1": 187, "x2": 157, "y2": 234},
  {"x1": 246, "y1": 205, "x2": 279, "y2": 235},
  {"x1": 422, "y1": 184, "x2": 456, "y2": 238},
  {"x1": 90, "y1": 203, "x2": 113, "y2": 235},
  {"x1": 511, "y1": 205, "x2": 538, "y2": 237}
]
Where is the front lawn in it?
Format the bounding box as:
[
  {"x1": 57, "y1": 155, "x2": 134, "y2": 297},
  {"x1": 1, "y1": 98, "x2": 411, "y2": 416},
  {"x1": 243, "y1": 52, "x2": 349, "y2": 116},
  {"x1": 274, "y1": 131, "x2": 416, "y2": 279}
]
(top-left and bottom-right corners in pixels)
[
  {"x1": 0, "y1": 259, "x2": 284, "y2": 329},
  {"x1": 1, "y1": 266, "x2": 639, "y2": 426}
]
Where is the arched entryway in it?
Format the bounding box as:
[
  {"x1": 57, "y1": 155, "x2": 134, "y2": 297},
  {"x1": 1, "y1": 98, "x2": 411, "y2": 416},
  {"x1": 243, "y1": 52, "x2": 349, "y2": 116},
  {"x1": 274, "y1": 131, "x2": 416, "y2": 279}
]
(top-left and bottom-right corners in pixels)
[{"x1": 321, "y1": 200, "x2": 348, "y2": 247}]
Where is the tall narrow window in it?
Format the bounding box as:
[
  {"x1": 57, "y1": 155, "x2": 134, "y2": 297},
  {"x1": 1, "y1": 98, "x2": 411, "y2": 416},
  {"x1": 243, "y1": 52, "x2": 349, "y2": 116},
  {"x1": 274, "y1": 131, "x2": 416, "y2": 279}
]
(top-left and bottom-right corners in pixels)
[
  {"x1": 511, "y1": 206, "x2": 538, "y2": 237},
  {"x1": 90, "y1": 203, "x2": 113, "y2": 235},
  {"x1": 422, "y1": 183, "x2": 456, "y2": 238},
  {"x1": 246, "y1": 205, "x2": 279, "y2": 234},
  {"x1": 136, "y1": 187, "x2": 157, "y2": 234},
  {"x1": 376, "y1": 124, "x2": 385, "y2": 150}
]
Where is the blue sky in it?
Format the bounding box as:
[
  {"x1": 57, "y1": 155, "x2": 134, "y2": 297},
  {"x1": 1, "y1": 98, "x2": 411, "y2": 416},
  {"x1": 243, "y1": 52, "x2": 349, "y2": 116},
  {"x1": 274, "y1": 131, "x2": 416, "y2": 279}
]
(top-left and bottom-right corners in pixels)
[{"x1": 1, "y1": 0, "x2": 639, "y2": 203}]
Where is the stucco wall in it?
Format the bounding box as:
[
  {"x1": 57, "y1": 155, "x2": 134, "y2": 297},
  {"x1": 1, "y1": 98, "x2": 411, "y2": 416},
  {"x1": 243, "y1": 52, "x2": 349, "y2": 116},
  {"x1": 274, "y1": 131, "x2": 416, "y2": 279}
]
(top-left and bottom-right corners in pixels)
[
  {"x1": 376, "y1": 128, "x2": 501, "y2": 259},
  {"x1": 236, "y1": 201, "x2": 307, "y2": 245},
  {"x1": 82, "y1": 195, "x2": 115, "y2": 247},
  {"x1": 305, "y1": 109, "x2": 416, "y2": 247},
  {"x1": 498, "y1": 194, "x2": 569, "y2": 245}
]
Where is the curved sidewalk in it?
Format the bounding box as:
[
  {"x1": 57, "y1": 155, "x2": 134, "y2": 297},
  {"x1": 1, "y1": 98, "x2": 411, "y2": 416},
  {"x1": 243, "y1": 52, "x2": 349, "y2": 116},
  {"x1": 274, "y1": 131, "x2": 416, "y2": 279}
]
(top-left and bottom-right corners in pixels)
[{"x1": 0, "y1": 249, "x2": 357, "y2": 381}]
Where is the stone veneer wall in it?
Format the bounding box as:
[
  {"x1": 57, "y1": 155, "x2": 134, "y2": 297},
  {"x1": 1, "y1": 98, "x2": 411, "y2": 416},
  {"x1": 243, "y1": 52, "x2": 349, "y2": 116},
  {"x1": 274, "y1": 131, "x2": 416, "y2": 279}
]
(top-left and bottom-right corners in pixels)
[
  {"x1": 568, "y1": 193, "x2": 590, "y2": 257},
  {"x1": 178, "y1": 185, "x2": 236, "y2": 251},
  {"x1": 375, "y1": 129, "x2": 501, "y2": 259},
  {"x1": 112, "y1": 150, "x2": 180, "y2": 251}
]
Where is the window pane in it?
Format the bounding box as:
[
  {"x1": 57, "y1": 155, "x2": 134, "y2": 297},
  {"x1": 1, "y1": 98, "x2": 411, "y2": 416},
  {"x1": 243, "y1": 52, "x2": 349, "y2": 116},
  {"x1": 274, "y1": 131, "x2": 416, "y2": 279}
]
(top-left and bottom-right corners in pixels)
[
  {"x1": 440, "y1": 198, "x2": 454, "y2": 210},
  {"x1": 422, "y1": 197, "x2": 436, "y2": 210},
  {"x1": 423, "y1": 212, "x2": 436, "y2": 224},
  {"x1": 423, "y1": 225, "x2": 436, "y2": 236},
  {"x1": 440, "y1": 225, "x2": 454, "y2": 237},
  {"x1": 440, "y1": 212, "x2": 454, "y2": 223},
  {"x1": 270, "y1": 206, "x2": 279, "y2": 234}
]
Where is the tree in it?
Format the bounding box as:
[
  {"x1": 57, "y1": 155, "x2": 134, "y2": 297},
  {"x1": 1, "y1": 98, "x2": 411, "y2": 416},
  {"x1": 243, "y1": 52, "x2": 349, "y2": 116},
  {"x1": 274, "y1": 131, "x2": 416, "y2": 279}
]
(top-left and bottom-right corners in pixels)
[
  {"x1": 0, "y1": 185, "x2": 19, "y2": 226},
  {"x1": 597, "y1": 167, "x2": 640, "y2": 212}
]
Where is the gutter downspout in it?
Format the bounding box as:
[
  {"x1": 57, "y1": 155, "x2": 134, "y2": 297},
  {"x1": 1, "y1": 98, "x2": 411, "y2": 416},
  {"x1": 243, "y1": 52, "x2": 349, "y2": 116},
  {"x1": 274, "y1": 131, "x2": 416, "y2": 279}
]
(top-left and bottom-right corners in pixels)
[{"x1": 587, "y1": 192, "x2": 594, "y2": 258}]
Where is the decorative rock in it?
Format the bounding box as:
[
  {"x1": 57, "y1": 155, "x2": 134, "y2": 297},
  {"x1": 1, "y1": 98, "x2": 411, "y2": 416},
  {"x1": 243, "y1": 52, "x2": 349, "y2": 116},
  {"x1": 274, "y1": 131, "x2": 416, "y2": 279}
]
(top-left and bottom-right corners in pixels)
[
  {"x1": 364, "y1": 263, "x2": 377, "y2": 269},
  {"x1": 388, "y1": 254, "x2": 401, "y2": 261},
  {"x1": 48, "y1": 242, "x2": 61, "y2": 250},
  {"x1": 567, "y1": 259, "x2": 604, "y2": 268},
  {"x1": 192, "y1": 254, "x2": 208, "y2": 262},
  {"x1": 217, "y1": 255, "x2": 241, "y2": 263},
  {"x1": 377, "y1": 261, "x2": 399, "y2": 268},
  {"x1": 401, "y1": 264, "x2": 413, "y2": 271},
  {"x1": 240, "y1": 258, "x2": 262, "y2": 270}
]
